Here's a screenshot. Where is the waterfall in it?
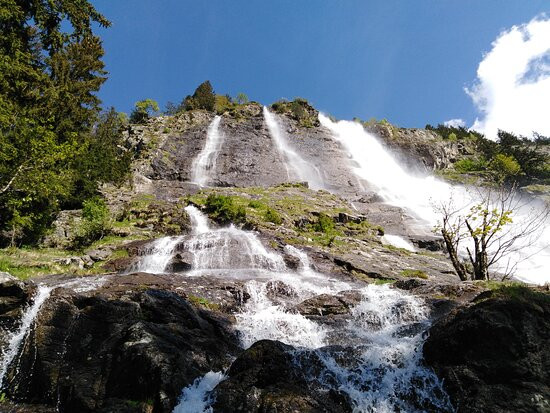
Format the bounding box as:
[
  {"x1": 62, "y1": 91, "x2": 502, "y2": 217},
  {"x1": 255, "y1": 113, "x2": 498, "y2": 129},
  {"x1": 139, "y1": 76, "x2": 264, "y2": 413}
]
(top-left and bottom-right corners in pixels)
[
  {"x1": 263, "y1": 107, "x2": 326, "y2": 190},
  {"x1": 128, "y1": 236, "x2": 183, "y2": 274},
  {"x1": 0, "y1": 286, "x2": 53, "y2": 389},
  {"x1": 319, "y1": 114, "x2": 550, "y2": 284},
  {"x1": 191, "y1": 116, "x2": 224, "y2": 186},
  {"x1": 172, "y1": 207, "x2": 452, "y2": 412},
  {"x1": 184, "y1": 205, "x2": 286, "y2": 276},
  {"x1": 0, "y1": 275, "x2": 107, "y2": 390}
]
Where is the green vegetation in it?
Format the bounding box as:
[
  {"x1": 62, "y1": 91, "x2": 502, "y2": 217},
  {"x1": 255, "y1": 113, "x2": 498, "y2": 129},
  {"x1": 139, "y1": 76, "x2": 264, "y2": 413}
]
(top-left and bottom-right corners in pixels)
[
  {"x1": 374, "y1": 279, "x2": 396, "y2": 285},
  {"x1": 314, "y1": 213, "x2": 335, "y2": 233},
  {"x1": 400, "y1": 269, "x2": 428, "y2": 279},
  {"x1": 271, "y1": 98, "x2": 317, "y2": 128},
  {"x1": 475, "y1": 281, "x2": 550, "y2": 306},
  {"x1": 130, "y1": 99, "x2": 159, "y2": 123},
  {"x1": 264, "y1": 208, "x2": 282, "y2": 225},
  {"x1": 0, "y1": 2, "x2": 134, "y2": 246},
  {"x1": 235, "y1": 93, "x2": 249, "y2": 104},
  {"x1": 183, "y1": 81, "x2": 216, "y2": 111},
  {"x1": 454, "y1": 158, "x2": 488, "y2": 173},
  {"x1": 430, "y1": 126, "x2": 550, "y2": 185},
  {"x1": 204, "y1": 194, "x2": 246, "y2": 224},
  {"x1": 72, "y1": 197, "x2": 112, "y2": 248},
  {"x1": 187, "y1": 294, "x2": 221, "y2": 311}
]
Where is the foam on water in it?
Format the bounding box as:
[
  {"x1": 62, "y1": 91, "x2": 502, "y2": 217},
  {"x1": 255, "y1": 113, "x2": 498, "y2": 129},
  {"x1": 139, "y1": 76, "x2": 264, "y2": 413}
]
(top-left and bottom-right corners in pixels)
[{"x1": 172, "y1": 371, "x2": 226, "y2": 413}]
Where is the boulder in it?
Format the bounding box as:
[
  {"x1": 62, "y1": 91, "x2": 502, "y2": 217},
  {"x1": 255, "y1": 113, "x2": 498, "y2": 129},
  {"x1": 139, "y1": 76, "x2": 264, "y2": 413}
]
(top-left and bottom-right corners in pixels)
[
  {"x1": 212, "y1": 340, "x2": 352, "y2": 413},
  {"x1": 424, "y1": 291, "x2": 550, "y2": 413}
]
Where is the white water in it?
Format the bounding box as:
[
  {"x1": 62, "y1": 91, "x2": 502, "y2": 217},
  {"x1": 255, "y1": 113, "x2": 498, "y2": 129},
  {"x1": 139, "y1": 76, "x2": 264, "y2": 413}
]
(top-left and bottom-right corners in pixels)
[
  {"x1": 191, "y1": 116, "x2": 224, "y2": 187},
  {"x1": 319, "y1": 114, "x2": 550, "y2": 284},
  {"x1": 172, "y1": 207, "x2": 452, "y2": 412},
  {"x1": 382, "y1": 234, "x2": 416, "y2": 252},
  {"x1": 173, "y1": 371, "x2": 226, "y2": 413},
  {"x1": 0, "y1": 286, "x2": 53, "y2": 389},
  {"x1": 129, "y1": 236, "x2": 183, "y2": 274},
  {"x1": 263, "y1": 106, "x2": 326, "y2": 190},
  {"x1": 0, "y1": 275, "x2": 108, "y2": 390}
]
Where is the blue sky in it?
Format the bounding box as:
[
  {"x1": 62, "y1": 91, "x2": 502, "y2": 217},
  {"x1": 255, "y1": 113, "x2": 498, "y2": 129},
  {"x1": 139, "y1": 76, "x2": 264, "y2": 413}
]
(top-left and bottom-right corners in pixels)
[{"x1": 93, "y1": 1, "x2": 550, "y2": 129}]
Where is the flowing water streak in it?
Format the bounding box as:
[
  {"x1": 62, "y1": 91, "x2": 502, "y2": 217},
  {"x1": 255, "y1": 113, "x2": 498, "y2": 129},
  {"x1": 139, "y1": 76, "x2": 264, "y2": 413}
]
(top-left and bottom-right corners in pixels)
[
  {"x1": 263, "y1": 107, "x2": 326, "y2": 190},
  {"x1": 319, "y1": 113, "x2": 550, "y2": 284},
  {"x1": 191, "y1": 116, "x2": 224, "y2": 186},
  {"x1": 129, "y1": 236, "x2": 183, "y2": 274},
  {"x1": 0, "y1": 286, "x2": 53, "y2": 389}
]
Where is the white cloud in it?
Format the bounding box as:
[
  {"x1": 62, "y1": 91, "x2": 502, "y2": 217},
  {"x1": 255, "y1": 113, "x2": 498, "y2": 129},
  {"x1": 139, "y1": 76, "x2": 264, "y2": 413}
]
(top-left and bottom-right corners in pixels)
[
  {"x1": 466, "y1": 15, "x2": 550, "y2": 140},
  {"x1": 443, "y1": 118, "x2": 466, "y2": 128}
]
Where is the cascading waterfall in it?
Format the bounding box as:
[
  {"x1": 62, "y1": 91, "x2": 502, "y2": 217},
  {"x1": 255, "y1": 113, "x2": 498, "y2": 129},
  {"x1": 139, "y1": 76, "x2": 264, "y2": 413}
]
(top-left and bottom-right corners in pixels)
[
  {"x1": 129, "y1": 236, "x2": 183, "y2": 274},
  {"x1": 263, "y1": 106, "x2": 326, "y2": 190},
  {"x1": 319, "y1": 113, "x2": 550, "y2": 284},
  {"x1": 191, "y1": 116, "x2": 225, "y2": 187},
  {"x1": 172, "y1": 207, "x2": 452, "y2": 412}
]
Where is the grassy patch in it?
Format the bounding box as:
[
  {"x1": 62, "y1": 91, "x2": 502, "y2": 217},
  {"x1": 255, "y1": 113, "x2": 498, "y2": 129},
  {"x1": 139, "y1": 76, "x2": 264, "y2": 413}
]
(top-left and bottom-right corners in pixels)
[
  {"x1": 400, "y1": 269, "x2": 428, "y2": 279},
  {"x1": 187, "y1": 294, "x2": 221, "y2": 311},
  {"x1": 374, "y1": 279, "x2": 396, "y2": 285}
]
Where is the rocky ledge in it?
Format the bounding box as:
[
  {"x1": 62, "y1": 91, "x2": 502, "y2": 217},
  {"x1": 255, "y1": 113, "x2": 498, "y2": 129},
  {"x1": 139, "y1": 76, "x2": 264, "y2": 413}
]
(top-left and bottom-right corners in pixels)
[{"x1": 424, "y1": 286, "x2": 550, "y2": 413}]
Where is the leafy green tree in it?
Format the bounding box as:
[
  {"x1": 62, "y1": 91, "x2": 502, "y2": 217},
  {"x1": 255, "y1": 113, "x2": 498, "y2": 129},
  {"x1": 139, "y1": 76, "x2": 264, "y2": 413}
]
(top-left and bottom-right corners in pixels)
[
  {"x1": 436, "y1": 186, "x2": 549, "y2": 281},
  {"x1": 0, "y1": 0, "x2": 111, "y2": 245},
  {"x1": 130, "y1": 99, "x2": 159, "y2": 123},
  {"x1": 235, "y1": 93, "x2": 249, "y2": 104},
  {"x1": 489, "y1": 154, "x2": 522, "y2": 182},
  {"x1": 183, "y1": 81, "x2": 216, "y2": 111}
]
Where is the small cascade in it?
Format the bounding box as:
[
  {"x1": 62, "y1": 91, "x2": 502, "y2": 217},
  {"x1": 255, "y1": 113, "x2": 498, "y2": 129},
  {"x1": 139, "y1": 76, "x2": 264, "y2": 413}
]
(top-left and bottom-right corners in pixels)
[
  {"x1": 381, "y1": 234, "x2": 416, "y2": 252},
  {"x1": 184, "y1": 205, "x2": 286, "y2": 275},
  {"x1": 263, "y1": 107, "x2": 326, "y2": 190},
  {"x1": 309, "y1": 285, "x2": 454, "y2": 412},
  {"x1": 129, "y1": 236, "x2": 183, "y2": 274},
  {"x1": 166, "y1": 207, "x2": 452, "y2": 412},
  {"x1": 0, "y1": 286, "x2": 53, "y2": 389},
  {"x1": 172, "y1": 371, "x2": 226, "y2": 413},
  {"x1": 319, "y1": 113, "x2": 550, "y2": 284},
  {"x1": 191, "y1": 116, "x2": 224, "y2": 186}
]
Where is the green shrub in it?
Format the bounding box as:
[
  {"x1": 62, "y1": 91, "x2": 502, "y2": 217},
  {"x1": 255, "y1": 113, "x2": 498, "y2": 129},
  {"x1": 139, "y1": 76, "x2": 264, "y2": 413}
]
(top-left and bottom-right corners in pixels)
[
  {"x1": 235, "y1": 93, "x2": 249, "y2": 105},
  {"x1": 204, "y1": 195, "x2": 246, "y2": 224},
  {"x1": 72, "y1": 197, "x2": 111, "y2": 248},
  {"x1": 400, "y1": 269, "x2": 428, "y2": 279},
  {"x1": 130, "y1": 99, "x2": 159, "y2": 123},
  {"x1": 454, "y1": 158, "x2": 487, "y2": 173},
  {"x1": 489, "y1": 153, "x2": 522, "y2": 181},
  {"x1": 314, "y1": 213, "x2": 335, "y2": 233},
  {"x1": 264, "y1": 208, "x2": 282, "y2": 225}
]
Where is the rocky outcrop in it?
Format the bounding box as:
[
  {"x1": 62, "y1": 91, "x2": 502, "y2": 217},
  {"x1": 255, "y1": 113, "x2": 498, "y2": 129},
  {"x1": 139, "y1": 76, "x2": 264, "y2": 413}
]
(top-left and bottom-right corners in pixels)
[
  {"x1": 212, "y1": 340, "x2": 352, "y2": 413},
  {"x1": 367, "y1": 123, "x2": 476, "y2": 171},
  {"x1": 2, "y1": 274, "x2": 240, "y2": 413},
  {"x1": 424, "y1": 289, "x2": 550, "y2": 413}
]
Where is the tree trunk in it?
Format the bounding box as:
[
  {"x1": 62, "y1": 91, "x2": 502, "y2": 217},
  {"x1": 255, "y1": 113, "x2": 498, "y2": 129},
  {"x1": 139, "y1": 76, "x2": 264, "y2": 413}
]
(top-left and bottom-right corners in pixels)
[{"x1": 441, "y1": 229, "x2": 468, "y2": 281}]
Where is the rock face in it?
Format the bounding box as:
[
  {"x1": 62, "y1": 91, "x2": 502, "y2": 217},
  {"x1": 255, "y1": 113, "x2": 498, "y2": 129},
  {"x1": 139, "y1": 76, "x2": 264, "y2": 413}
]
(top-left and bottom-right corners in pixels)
[
  {"x1": 213, "y1": 340, "x2": 352, "y2": 413},
  {"x1": 424, "y1": 292, "x2": 550, "y2": 413},
  {"x1": 2, "y1": 274, "x2": 240, "y2": 413}
]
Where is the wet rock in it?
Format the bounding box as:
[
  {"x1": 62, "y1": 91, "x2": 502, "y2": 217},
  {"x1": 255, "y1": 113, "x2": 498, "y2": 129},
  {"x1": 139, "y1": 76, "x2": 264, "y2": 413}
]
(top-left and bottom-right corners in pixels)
[
  {"x1": 165, "y1": 251, "x2": 193, "y2": 272},
  {"x1": 0, "y1": 275, "x2": 36, "y2": 334},
  {"x1": 295, "y1": 290, "x2": 362, "y2": 317},
  {"x1": 424, "y1": 292, "x2": 550, "y2": 413},
  {"x1": 213, "y1": 340, "x2": 352, "y2": 413},
  {"x1": 3, "y1": 277, "x2": 240, "y2": 413},
  {"x1": 103, "y1": 257, "x2": 136, "y2": 272}
]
